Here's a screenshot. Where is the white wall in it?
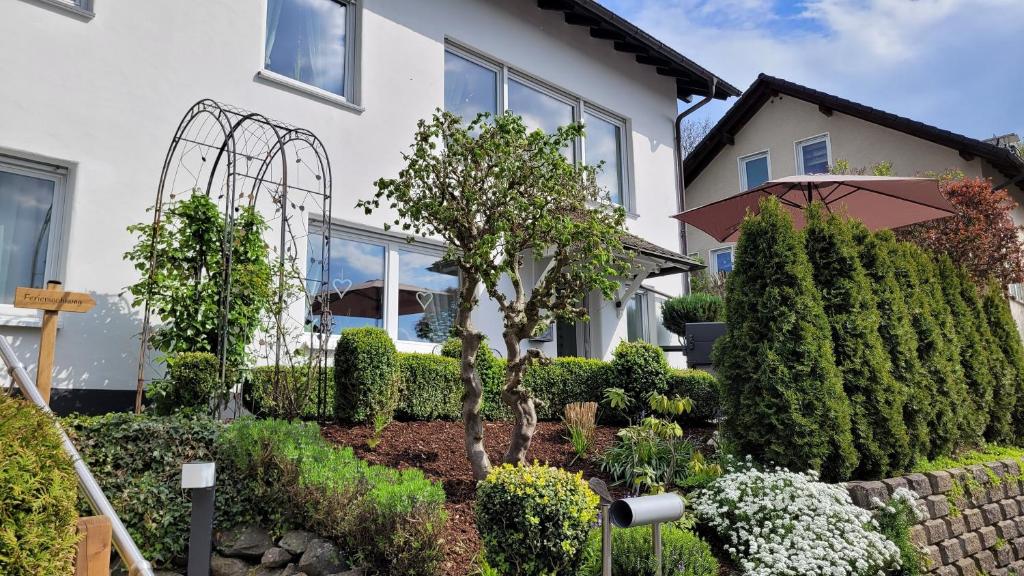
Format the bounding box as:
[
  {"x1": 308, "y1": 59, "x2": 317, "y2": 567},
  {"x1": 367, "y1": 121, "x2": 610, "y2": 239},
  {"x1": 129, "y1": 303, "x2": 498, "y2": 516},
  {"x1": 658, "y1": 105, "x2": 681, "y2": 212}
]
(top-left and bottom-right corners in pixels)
[{"x1": 0, "y1": 0, "x2": 686, "y2": 392}]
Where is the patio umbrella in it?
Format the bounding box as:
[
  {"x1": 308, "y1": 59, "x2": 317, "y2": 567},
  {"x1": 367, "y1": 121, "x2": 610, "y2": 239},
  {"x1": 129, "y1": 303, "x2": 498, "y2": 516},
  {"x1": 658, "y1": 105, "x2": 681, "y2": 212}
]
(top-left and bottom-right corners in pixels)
[{"x1": 674, "y1": 174, "x2": 955, "y2": 242}]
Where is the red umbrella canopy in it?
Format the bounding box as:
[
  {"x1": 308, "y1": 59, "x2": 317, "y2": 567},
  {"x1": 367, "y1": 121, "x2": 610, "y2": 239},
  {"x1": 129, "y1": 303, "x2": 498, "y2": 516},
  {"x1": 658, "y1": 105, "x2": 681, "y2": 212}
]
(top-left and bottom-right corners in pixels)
[{"x1": 674, "y1": 175, "x2": 955, "y2": 242}]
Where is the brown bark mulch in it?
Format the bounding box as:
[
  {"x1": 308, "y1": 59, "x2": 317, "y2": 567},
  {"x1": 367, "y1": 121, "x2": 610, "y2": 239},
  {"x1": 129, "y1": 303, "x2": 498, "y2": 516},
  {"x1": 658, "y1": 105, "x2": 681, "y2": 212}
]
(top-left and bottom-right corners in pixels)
[{"x1": 321, "y1": 420, "x2": 718, "y2": 576}]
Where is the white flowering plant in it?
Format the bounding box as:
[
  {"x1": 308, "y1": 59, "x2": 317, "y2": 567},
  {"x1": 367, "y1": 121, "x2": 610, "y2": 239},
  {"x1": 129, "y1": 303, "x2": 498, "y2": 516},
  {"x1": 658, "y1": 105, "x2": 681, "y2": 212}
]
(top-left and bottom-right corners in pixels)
[{"x1": 691, "y1": 466, "x2": 902, "y2": 576}]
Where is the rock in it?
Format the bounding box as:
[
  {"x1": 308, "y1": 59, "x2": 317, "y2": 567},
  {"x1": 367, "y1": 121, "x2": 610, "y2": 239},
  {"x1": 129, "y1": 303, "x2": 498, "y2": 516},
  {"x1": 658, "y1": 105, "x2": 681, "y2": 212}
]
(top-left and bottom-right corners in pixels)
[
  {"x1": 326, "y1": 569, "x2": 365, "y2": 576},
  {"x1": 280, "y1": 565, "x2": 302, "y2": 576},
  {"x1": 298, "y1": 539, "x2": 347, "y2": 576},
  {"x1": 211, "y1": 553, "x2": 251, "y2": 576},
  {"x1": 262, "y1": 547, "x2": 294, "y2": 568},
  {"x1": 216, "y1": 525, "x2": 275, "y2": 560},
  {"x1": 279, "y1": 530, "x2": 316, "y2": 556},
  {"x1": 250, "y1": 567, "x2": 284, "y2": 576}
]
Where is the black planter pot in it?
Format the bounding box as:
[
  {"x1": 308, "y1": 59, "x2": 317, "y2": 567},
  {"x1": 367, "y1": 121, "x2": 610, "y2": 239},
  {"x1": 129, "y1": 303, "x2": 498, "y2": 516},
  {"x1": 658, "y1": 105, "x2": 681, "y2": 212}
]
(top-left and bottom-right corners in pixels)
[{"x1": 684, "y1": 322, "x2": 727, "y2": 367}]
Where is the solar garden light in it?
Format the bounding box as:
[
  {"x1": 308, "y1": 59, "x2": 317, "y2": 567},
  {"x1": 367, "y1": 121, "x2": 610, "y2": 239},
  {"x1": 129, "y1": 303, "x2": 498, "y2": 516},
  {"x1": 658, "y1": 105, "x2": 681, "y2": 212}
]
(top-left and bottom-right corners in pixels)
[
  {"x1": 181, "y1": 461, "x2": 216, "y2": 576},
  {"x1": 609, "y1": 492, "x2": 686, "y2": 576}
]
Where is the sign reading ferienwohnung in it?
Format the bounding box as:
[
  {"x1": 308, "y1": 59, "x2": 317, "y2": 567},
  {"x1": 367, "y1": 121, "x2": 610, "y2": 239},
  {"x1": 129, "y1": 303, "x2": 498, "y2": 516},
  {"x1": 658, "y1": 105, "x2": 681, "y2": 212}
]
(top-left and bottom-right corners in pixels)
[{"x1": 14, "y1": 287, "x2": 96, "y2": 313}]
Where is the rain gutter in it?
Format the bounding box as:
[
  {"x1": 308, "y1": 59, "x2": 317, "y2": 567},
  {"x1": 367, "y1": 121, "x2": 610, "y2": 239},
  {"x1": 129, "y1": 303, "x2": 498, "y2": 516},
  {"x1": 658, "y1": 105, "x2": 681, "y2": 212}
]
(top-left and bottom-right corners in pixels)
[{"x1": 674, "y1": 75, "x2": 718, "y2": 293}]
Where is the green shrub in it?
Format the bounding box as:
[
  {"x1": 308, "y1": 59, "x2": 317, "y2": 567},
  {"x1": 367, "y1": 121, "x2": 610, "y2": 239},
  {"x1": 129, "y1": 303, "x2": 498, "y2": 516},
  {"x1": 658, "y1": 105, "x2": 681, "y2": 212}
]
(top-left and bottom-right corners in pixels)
[
  {"x1": 876, "y1": 490, "x2": 924, "y2": 576},
  {"x1": 660, "y1": 293, "x2": 724, "y2": 338},
  {"x1": 804, "y1": 206, "x2": 910, "y2": 478},
  {"x1": 65, "y1": 413, "x2": 255, "y2": 567},
  {"x1": 668, "y1": 369, "x2": 719, "y2": 423},
  {"x1": 579, "y1": 523, "x2": 719, "y2": 576},
  {"x1": 713, "y1": 197, "x2": 857, "y2": 481},
  {"x1": 855, "y1": 228, "x2": 932, "y2": 463},
  {"x1": 937, "y1": 256, "x2": 995, "y2": 446},
  {"x1": 334, "y1": 327, "x2": 399, "y2": 424},
  {"x1": 982, "y1": 281, "x2": 1024, "y2": 442},
  {"x1": 476, "y1": 464, "x2": 598, "y2": 575},
  {"x1": 0, "y1": 395, "x2": 78, "y2": 576},
  {"x1": 147, "y1": 351, "x2": 222, "y2": 416},
  {"x1": 895, "y1": 244, "x2": 968, "y2": 457},
  {"x1": 611, "y1": 340, "x2": 669, "y2": 408},
  {"x1": 219, "y1": 418, "x2": 446, "y2": 576},
  {"x1": 524, "y1": 357, "x2": 611, "y2": 420},
  {"x1": 396, "y1": 352, "x2": 463, "y2": 420},
  {"x1": 245, "y1": 364, "x2": 333, "y2": 420}
]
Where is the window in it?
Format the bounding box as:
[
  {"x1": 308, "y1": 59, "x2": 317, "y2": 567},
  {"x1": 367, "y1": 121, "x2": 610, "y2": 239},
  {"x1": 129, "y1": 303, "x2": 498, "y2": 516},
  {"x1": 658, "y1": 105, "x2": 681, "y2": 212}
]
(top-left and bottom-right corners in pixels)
[
  {"x1": 1010, "y1": 283, "x2": 1024, "y2": 302},
  {"x1": 307, "y1": 225, "x2": 459, "y2": 344},
  {"x1": 796, "y1": 134, "x2": 831, "y2": 175},
  {"x1": 585, "y1": 111, "x2": 625, "y2": 205},
  {"x1": 443, "y1": 44, "x2": 631, "y2": 208},
  {"x1": 625, "y1": 292, "x2": 647, "y2": 342},
  {"x1": 0, "y1": 158, "x2": 67, "y2": 308},
  {"x1": 654, "y1": 296, "x2": 675, "y2": 346},
  {"x1": 739, "y1": 151, "x2": 770, "y2": 191},
  {"x1": 444, "y1": 51, "x2": 499, "y2": 122},
  {"x1": 710, "y1": 247, "x2": 733, "y2": 275},
  {"x1": 35, "y1": 0, "x2": 94, "y2": 19},
  {"x1": 264, "y1": 0, "x2": 356, "y2": 100}
]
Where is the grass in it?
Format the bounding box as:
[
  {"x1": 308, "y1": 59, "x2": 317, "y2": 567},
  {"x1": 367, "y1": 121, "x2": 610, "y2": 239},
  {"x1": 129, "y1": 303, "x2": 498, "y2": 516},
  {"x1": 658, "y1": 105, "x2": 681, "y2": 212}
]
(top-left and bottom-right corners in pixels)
[{"x1": 912, "y1": 444, "x2": 1024, "y2": 473}]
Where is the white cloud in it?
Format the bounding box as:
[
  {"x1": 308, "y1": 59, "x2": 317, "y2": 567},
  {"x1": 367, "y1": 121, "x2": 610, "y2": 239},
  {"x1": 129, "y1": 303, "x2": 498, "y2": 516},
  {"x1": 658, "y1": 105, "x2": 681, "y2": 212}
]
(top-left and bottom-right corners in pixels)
[{"x1": 605, "y1": 0, "x2": 1024, "y2": 138}]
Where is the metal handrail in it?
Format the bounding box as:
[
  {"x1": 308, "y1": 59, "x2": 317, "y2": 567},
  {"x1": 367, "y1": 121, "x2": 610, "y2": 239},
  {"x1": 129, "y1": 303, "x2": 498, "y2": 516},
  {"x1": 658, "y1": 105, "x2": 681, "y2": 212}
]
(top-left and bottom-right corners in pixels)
[{"x1": 0, "y1": 336, "x2": 154, "y2": 576}]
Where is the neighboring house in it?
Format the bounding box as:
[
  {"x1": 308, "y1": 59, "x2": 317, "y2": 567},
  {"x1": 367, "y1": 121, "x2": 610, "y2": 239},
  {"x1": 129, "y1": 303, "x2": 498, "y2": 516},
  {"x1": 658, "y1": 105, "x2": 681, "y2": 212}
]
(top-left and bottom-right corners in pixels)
[
  {"x1": 0, "y1": 0, "x2": 738, "y2": 411},
  {"x1": 682, "y1": 74, "x2": 1024, "y2": 326}
]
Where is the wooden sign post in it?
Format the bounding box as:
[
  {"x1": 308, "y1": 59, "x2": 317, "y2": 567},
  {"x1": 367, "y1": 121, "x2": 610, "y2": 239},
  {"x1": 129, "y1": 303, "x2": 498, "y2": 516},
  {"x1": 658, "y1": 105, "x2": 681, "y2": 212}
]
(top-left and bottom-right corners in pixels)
[{"x1": 14, "y1": 281, "x2": 96, "y2": 404}]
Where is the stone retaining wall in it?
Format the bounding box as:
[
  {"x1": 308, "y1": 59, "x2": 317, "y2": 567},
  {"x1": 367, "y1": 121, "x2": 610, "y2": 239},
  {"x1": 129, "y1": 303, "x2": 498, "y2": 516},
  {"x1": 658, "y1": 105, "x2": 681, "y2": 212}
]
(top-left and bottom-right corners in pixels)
[{"x1": 848, "y1": 460, "x2": 1024, "y2": 576}]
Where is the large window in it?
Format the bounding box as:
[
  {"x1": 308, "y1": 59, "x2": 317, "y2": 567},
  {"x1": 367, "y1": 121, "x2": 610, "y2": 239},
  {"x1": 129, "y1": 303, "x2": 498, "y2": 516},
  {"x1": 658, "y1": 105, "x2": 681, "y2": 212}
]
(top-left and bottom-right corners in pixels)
[
  {"x1": 796, "y1": 134, "x2": 831, "y2": 174},
  {"x1": 739, "y1": 150, "x2": 770, "y2": 191},
  {"x1": 264, "y1": 0, "x2": 356, "y2": 100},
  {"x1": 625, "y1": 292, "x2": 647, "y2": 343},
  {"x1": 0, "y1": 158, "x2": 67, "y2": 309},
  {"x1": 443, "y1": 45, "x2": 631, "y2": 208},
  {"x1": 307, "y1": 225, "x2": 458, "y2": 344},
  {"x1": 710, "y1": 247, "x2": 734, "y2": 275}
]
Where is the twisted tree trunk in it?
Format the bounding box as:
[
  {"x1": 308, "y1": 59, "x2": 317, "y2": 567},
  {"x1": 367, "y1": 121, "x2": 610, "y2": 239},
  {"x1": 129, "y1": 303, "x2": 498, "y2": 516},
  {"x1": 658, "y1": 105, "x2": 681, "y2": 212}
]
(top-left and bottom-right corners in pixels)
[
  {"x1": 458, "y1": 282, "x2": 492, "y2": 481},
  {"x1": 502, "y1": 336, "x2": 538, "y2": 465}
]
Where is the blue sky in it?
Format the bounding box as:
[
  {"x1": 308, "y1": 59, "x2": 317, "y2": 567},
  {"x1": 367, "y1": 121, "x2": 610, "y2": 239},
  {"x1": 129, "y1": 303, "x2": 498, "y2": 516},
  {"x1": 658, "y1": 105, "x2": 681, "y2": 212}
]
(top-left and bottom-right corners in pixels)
[{"x1": 600, "y1": 0, "x2": 1023, "y2": 141}]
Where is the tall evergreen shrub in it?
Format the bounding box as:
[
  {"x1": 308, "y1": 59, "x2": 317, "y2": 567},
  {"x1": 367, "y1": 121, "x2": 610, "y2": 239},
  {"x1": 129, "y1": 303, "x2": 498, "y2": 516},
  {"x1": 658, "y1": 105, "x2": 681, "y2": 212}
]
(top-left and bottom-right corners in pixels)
[
  {"x1": 981, "y1": 281, "x2": 1024, "y2": 442},
  {"x1": 893, "y1": 243, "x2": 968, "y2": 457},
  {"x1": 713, "y1": 197, "x2": 857, "y2": 481},
  {"x1": 855, "y1": 229, "x2": 931, "y2": 462},
  {"x1": 804, "y1": 205, "x2": 910, "y2": 477},
  {"x1": 936, "y1": 256, "x2": 994, "y2": 445}
]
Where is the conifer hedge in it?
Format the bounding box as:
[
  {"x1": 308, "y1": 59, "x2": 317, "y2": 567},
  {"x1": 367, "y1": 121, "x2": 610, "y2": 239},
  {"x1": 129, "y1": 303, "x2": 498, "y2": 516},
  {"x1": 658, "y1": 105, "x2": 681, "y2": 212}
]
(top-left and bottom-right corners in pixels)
[
  {"x1": 714, "y1": 197, "x2": 857, "y2": 481},
  {"x1": 855, "y1": 228, "x2": 932, "y2": 463},
  {"x1": 804, "y1": 205, "x2": 910, "y2": 478},
  {"x1": 982, "y1": 281, "x2": 1024, "y2": 441}
]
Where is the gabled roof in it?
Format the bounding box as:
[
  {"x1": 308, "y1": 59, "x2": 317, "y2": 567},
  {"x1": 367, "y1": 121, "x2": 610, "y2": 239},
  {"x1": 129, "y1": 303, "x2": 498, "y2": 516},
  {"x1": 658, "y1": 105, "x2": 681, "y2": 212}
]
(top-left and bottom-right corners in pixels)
[
  {"x1": 622, "y1": 231, "x2": 705, "y2": 277},
  {"x1": 534, "y1": 0, "x2": 740, "y2": 101},
  {"x1": 684, "y1": 73, "x2": 1024, "y2": 188}
]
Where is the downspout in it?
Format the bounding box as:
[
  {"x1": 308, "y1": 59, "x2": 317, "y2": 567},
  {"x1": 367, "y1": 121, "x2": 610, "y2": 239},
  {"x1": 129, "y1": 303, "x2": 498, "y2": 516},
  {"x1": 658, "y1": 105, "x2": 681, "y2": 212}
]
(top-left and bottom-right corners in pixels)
[{"x1": 674, "y1": 75, "x2": 718, "y2": 293}]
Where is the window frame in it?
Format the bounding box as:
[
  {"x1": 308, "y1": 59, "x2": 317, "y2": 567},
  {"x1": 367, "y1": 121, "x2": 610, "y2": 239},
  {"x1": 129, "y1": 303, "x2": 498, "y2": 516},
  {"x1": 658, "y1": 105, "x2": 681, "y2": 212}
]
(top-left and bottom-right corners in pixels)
[
  {"x1": 0, "y1": 155, "x2": 70, "y2": 326},
  {"x1": 34, "y1": 0, "x2": 94, "y2": 20},
  {"x1": 794, "y1": 133, "x2": 832, "y2": 175},
  {"x1": 737, "y1": 149, "x2": 771, "y2": 192},
  {"x1": 625, "y1": 291, "x2": 649, "y2": 343},
  {"x1": 444, "y1": 41, "x2": 634, "y2": 212},
  {"x1": 257, "y1": 0, "x2": 363, "y2": 112},
  {"x1": 311, "y1": 220, "x2": 455, "y2": 352},
  {"x1": 709, "y1": 246, "x2": 734, "y2": 276}
]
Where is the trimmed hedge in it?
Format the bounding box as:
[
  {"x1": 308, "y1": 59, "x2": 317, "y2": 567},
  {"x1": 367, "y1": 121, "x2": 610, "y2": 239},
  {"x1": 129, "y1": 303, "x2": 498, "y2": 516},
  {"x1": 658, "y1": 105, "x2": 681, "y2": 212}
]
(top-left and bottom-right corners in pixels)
[
  {"x1": 147, "y1": 351, "x2": 221, "y2": 416},
  {"x1": 611, "y1": 340, "x2": 669, "y2": 409},
  {"x1": 334, "y1": 327, "x2": 399, "y2": 424},
  {"x1": 246, "y1": 364, "x2": 332, "y2": 420},
  {"x1": 661, "y1": 293, "x2": 725, "y2": 338},
  {"x1": 579, "y1": 523, "x2": 719, "y2": 576},
  {"x1": 668, "y1": 368, "x2": 719, "y2": 424},
  {"x1": 0, "y1": 395, "x2": 79, "y2": 576}
]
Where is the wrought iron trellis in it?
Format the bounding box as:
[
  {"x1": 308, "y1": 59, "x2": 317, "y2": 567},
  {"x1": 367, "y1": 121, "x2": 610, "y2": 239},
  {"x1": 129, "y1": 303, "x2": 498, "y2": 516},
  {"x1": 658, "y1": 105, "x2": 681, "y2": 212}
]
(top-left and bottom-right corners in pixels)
[{"x1": 136, "y1": 99, "x2": 334, "y2": 418}]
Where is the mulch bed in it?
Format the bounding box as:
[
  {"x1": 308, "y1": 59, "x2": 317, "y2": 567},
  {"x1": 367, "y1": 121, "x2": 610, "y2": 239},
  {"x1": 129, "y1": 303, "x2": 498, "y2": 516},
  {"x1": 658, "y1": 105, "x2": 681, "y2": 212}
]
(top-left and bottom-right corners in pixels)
[{"x1": 322, "y1": 420, "x2": 716, "y2": 576}]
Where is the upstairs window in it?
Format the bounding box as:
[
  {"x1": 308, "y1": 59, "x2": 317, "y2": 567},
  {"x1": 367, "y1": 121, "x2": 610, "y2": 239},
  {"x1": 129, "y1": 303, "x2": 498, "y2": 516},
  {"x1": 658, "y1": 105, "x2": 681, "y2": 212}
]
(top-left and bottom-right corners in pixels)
[
  {"x1": 739, "y1": 151, "x2": 770, "y2": 191},
  {"x1": 443, "y1": 44, "x2": 631, "y2": 208},
  {"x1": 265, "y1": 0, "x2": 355, "y2": 99},
  {"x1": 797, "y1": 134, "x2": 831, "y2": 174},
  {"x1": 711, "y1": 247, "x2": 734, "y2": 275}
]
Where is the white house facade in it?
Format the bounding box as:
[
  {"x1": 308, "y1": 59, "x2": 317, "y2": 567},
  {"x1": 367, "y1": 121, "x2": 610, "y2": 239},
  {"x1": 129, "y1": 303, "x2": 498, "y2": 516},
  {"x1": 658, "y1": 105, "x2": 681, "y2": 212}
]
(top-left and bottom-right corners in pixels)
[{"x1": 0, "y1": 0, "x2": 737, "y2": 412}]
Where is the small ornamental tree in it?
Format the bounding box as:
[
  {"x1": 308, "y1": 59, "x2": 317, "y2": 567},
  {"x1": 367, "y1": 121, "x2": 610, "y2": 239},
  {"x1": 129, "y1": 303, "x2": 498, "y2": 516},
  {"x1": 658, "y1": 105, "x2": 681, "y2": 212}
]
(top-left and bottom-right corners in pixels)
[
  {"x1": 981, "y1": 281, "x2": 1024, "y2": 441},
  {"x1": 892, "y1": 243, "x2": 968, "y2": 457},
  {"x1": 854, "y1": 228, "x2": 932, "y2": 461},
  {"x1": 363, "y1": 111, "x2": 632, "y2": 479},
  {"x1": 713, "y1": 197, "x2": 857, "y2": 481},
  {"x1": 804, "y1": 205, "x2": 910, "y2": 477},
  {"x1": 898, "y1": 177, "x2": 1024, "y2": 286},
  {"x1": 936, "y1": 256, "x2": 994, "y2": 445}
]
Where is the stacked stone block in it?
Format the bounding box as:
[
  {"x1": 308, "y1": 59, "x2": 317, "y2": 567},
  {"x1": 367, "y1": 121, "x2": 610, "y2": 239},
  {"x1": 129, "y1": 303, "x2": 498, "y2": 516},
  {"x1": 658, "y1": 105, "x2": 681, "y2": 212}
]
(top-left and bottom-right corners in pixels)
[{"x1": 848, "y1": 460, "x2": 1024, "y2": 576}]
